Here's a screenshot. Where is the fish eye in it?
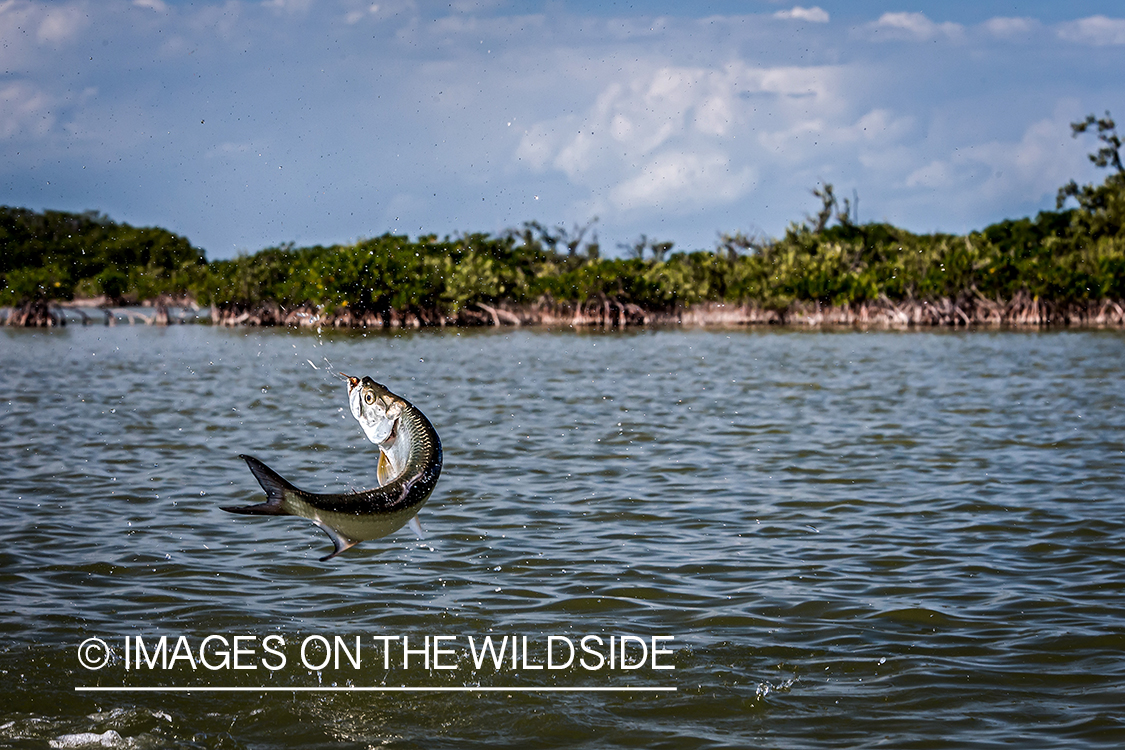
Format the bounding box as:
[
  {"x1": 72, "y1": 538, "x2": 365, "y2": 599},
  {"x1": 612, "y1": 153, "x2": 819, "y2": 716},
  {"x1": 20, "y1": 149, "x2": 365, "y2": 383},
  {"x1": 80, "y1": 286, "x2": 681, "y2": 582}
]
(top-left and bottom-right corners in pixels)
[{"x1": 363, "y1": 391, "x2": 375, "y2": 405}]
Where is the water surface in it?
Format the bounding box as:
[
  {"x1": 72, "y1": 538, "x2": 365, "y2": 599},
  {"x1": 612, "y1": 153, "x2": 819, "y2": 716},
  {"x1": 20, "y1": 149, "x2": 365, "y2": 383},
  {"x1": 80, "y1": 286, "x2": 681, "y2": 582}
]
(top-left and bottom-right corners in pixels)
[{"x1": 1, "y1": 326, "x2": 1123, "y2": 748}]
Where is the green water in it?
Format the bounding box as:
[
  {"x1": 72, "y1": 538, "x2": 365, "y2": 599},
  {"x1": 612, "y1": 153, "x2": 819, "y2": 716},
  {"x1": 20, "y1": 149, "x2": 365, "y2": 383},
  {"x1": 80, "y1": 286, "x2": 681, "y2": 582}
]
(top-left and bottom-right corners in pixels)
[{"x1": 1, "y1": 326, "x2": 1123, "y2": 748}]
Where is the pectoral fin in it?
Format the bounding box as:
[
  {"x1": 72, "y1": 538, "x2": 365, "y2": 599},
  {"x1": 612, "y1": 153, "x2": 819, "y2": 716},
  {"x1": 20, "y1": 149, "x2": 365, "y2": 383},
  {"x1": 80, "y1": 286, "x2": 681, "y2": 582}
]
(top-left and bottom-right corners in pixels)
[
  {"x1": 408, "y1": 515, "x2": 424, "y2": 539},
  {"x1": 377, "y1": 450, "x2": 394, "y2": 486}
]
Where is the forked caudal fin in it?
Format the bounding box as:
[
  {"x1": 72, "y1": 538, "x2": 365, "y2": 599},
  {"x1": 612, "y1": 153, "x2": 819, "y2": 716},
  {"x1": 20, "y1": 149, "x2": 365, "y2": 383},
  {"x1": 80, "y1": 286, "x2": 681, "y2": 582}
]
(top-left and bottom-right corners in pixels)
[
  {"x1": 225, "y1": 454, "x2": 361, "y2": 562},
  {"x1": 221, "y1": 455, "x2": 297, "y2": 516}
]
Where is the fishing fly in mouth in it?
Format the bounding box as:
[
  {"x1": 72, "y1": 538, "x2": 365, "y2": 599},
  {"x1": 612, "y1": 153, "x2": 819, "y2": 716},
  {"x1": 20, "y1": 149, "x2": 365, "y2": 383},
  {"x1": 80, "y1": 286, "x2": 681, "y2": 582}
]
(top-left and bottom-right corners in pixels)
[{"x1": 222, "y1": 374, "x2": 443, "y2": 561}]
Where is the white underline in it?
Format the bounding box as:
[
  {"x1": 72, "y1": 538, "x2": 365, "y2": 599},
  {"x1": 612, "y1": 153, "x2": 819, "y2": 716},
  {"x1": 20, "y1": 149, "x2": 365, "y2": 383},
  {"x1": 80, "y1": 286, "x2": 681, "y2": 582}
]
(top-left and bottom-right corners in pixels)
[{"x1": 74, "y1": 686, "x2": 676, "y2": 693}]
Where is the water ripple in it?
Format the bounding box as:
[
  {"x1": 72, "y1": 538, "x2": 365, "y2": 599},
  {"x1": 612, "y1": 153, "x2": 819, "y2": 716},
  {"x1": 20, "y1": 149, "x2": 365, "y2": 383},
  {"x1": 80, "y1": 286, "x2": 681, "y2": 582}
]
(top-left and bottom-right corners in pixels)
[{"x1": 2, "y1": 326, "x2": 1124, "y2": 748}]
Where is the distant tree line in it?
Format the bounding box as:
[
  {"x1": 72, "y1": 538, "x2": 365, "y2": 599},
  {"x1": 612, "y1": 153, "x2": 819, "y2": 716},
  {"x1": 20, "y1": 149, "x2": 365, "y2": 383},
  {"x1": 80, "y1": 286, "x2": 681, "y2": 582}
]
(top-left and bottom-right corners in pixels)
[
  {"x1": 0, "y1": 208, "x2": 205, "y2": 306},
  {"x1": 3, "y1": 113, "x2": 1124, "y2": 318}
]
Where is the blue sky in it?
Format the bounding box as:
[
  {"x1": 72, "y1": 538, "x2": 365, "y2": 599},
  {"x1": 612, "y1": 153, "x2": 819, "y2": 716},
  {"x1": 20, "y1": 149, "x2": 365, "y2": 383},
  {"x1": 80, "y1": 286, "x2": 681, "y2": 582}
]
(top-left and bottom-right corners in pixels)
[{"x1": 3, "y1": 1, "x2": 1124, "y2": 258}]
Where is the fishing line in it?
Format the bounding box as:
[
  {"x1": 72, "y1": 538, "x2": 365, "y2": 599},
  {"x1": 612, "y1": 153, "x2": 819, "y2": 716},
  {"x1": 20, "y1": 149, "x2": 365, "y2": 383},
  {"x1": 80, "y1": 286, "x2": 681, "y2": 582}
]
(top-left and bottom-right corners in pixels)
[{"x1": 305, "y1": 356, "x2": 350, "y2": 387}]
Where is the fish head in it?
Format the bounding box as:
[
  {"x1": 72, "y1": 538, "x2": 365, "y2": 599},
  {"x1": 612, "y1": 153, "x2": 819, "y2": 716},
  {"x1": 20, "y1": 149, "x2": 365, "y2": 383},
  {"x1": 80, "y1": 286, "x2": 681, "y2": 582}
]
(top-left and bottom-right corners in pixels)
[{"x1": 344, "y1": 374, "x2": 403, "y2": 445}]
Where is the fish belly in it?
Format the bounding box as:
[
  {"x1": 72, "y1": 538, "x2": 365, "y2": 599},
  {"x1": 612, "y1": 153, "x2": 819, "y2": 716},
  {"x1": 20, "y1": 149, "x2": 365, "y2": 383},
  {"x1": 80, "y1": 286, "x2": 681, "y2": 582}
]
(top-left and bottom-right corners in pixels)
[{"x1": 285, "y1": 493, "x2": 428, "y2": 542}]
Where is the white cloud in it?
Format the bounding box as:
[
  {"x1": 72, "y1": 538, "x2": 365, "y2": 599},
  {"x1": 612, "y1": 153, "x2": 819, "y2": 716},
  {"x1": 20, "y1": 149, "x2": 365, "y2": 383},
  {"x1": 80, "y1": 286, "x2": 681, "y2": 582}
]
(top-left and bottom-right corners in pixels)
[
  {"x1": 515, "y1": 59, "x2": 887, "y2": 217},
  {"x1": 981, "y1": 17, "x2": 1038, "y2": 38},
  {"x1": 905, "y1": 109, "x2": 1084, "y2": 203},
  {"x1": 36, "y1": 2, "x2": 87, "y2": 44},
  {"x1": 1057, "y1": 16, "x2": 1125, "y2": 46},
  {"x1": 518, "y1": 64, "x2": 727, "y2": 180},
  {"x1": 694, "y1": 94, "x2": 734, "y2": 136},
  {"x1": 515, "y1": 122, "x2": 562, "y2": 171},
  {"x1": 0, "y1": 2, "x2": 36, "y2": 67},
  {"x1": 868, "y1": 12, "x2": 964, "y2": 41},
  {"x1": 602, "y1": 15, "x2": 672, "y2": 40},
  {"x1": 905, "y1": 159, "x2": 953, "y2": 189},
  {"x1": 847, "y1": 108, "x2": 912, "y2": 142},
  {"x1": 738, "y1": 64, "x2": 840, "y2": 104},
  {"x1": 610, "y1": 151, "x2": 754, "y2": 211},
  {"x1": 0, "y1": 82, "x2": 54, "y2": 140},
  {"x1": 261, "y1": 0, "x2": 316, "y2": 15},
  {"x1": 0, "y1": 1, "x2": 90, "y2": 54},
  {"x1": 756, "y1": 107, "x2": 911, "y2": 166},
  {"x1": 185, "y1": 2, "x2": 245, "y2": 42},
  {"x1": 857, "y1": 143, "x2": 916, "y2": 174},
  {"x1": 344, "y1": 4, "x2": 380, "y2": 25},
  {"x1": 773, "y1": 6, "x2": 829, "y2": 24}
]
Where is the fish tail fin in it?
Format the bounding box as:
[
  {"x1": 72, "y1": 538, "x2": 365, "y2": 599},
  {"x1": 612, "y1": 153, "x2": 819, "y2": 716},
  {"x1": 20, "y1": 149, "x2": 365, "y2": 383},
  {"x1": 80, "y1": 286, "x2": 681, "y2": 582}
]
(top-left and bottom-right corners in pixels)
[{"x1": 222, "y1": 455, "x2": 298, "y2": 515}]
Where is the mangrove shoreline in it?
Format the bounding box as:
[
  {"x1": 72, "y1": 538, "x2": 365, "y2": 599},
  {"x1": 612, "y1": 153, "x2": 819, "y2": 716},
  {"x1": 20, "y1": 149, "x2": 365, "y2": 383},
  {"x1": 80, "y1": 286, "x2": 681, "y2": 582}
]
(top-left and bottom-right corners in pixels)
[{"x1": 7, "y1": 291, "x2": 1125, "y2": 330}]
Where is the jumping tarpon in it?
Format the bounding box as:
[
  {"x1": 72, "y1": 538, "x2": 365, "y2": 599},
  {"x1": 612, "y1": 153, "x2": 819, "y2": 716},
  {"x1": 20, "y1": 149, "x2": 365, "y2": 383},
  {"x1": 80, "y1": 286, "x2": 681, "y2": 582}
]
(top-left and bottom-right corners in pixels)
[{"x1": 223, "y1": 375, "x2": 443, "y2": 561}]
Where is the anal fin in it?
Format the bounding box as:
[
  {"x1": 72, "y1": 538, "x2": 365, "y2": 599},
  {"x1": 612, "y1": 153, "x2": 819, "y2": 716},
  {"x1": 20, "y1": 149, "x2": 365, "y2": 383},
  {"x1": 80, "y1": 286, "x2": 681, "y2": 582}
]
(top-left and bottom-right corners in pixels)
[{"x1": 315, "y1": 522, "x2": 361, "y2": 562}]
